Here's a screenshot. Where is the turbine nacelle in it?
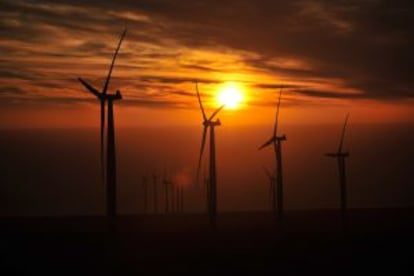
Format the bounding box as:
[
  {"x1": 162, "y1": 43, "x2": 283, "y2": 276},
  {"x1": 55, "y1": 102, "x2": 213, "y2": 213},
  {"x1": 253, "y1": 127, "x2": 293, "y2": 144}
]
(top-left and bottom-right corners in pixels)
[
  {"x1": 276, "y1": 134, "x2": 287, "y2": 141},
  {"x1": 203, "y1": 119, "x2": 221, "y2": 127},
  {"x1": 106, "y1": 90, "x2": 122, "y2": 101},
  {"x1": 259, "y1": 134, "x2": 287, "y2": 150},
  {"x1": 78, "y1": 78, "x2": 122, "y2": 100}
]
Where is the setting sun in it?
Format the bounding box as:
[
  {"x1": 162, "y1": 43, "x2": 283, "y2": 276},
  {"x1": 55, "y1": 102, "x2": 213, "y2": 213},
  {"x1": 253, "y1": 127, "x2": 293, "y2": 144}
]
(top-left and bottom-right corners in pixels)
[{"x1": 217, "y1": 82, "x2": 244, "y2": 109}]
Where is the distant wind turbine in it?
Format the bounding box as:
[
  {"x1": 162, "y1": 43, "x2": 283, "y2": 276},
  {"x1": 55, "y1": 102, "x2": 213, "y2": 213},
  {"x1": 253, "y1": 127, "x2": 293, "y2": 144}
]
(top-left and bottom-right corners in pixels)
[
  {"x1": 178, "y1": 185, "x2": 184, "y2": 213},
  {"x1": 259, "y1": 88, "x2": 286, "y2": 223},
  {"x1": 173, "y1": 183, "x2": 184, "y2": 213},
  {"x1": 162, "y1": 170, "x2": 172, "y2": 213},
  {"x1": 325, "y1": 113, "x2": 350, "y2": 230},
  {"x1": 171, "y1": 178, "x2": 176, "y2": 213},
  {"x1": 196, "y1": 81, "x2": 225, "y2": 227},
  {"x1": 142, "y1": 174, "x2": 149, "y2": 213},
  {"x1": 78, "y1": 29, "x2": 127, "y2": 226},
  {"x1": 152, "y1": 172, "x2": 159, "y2": 213}
]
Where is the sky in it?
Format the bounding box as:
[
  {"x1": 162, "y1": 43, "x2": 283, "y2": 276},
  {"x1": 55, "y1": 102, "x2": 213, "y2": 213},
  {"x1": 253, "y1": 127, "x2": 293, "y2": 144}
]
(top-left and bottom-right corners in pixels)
[
  {"x1": 2, "y1": 124, "x2": 414, "y2": 216},
  {"x1": 1, "y1": 0, "x2": 414, "y2": 128},
  {"x1": 1, "y1": 1, "x2": 414, "y2": 215}
]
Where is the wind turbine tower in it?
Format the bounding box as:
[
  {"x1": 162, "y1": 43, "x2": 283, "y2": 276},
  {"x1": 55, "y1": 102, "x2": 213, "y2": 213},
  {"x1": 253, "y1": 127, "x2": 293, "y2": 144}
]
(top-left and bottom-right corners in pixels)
[
  {"x1": 259, "y1": 88, "x2": 286, "y2": 223},
  {"x1": 78, "y1": 29, "x2": 126, "y2": 226},
  {"x1": 162, "y1": 170, "x2": 171, "y2": 213},
  {"x1": 325, "y1": 113, "x2": 350, "y2": 230},
  {"x1": 142, "y1": 175, "x2": 149, "y2": 213},
  {"x1": 196, "y1": 81, "x2": 225, "y2": 227},
  {"x1": 152, "y1": 173, "x2": 158, "y2": 213}
]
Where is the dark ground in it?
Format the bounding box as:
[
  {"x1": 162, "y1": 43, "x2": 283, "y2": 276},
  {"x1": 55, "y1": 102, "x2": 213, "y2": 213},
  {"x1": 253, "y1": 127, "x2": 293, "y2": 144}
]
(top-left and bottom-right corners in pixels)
[{"x1": 1, "y1": 208, "x2": 413, "y2": 275}]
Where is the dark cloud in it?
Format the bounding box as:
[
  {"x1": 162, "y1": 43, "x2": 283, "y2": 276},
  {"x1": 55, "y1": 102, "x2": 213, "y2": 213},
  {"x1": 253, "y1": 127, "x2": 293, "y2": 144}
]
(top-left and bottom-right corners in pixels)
[
  {"x1": 0, "y1": 94, "x2": 94, "y2": 107},
  {"x1": 254, "y1": 83, "x2": 305, "y2": 90},
  {"x1": 120, "y1": 98, "x2": 188, "y2": 109},
  {"x1": 130, "y1": 0, "x2": 414, "y2": 99},
  {"x1": 169, "y1": 90, "x2": 195, "y2": 98},
  {"x1": 139, "y1": 75, "x2": 220, "y2": 85},
  {"x1": 291, "y1": 89, "x2": 363, "y2": 99},
  {"x1": 0, "y1": 86, "x2": 26, "y2": 95},
  {"x1": 179, "y1": 64, "x2": 220, "y2": 72},
  {"x1": 0, "y1": 69, "x2": 38, "y2": 80}
]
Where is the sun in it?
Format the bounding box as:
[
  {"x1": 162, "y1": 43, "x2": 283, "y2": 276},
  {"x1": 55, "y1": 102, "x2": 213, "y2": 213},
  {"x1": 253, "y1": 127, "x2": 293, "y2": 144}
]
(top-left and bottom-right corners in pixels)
[{"x1": 217, "y1": 82, "x2": 244, "y2": 109}]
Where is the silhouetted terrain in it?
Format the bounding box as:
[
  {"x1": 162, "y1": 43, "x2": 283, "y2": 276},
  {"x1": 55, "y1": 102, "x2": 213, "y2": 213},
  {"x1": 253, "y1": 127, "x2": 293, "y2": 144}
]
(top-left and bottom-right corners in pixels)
[{"x1": 2, "y1": 208, "x2": 413, "y2": 275}]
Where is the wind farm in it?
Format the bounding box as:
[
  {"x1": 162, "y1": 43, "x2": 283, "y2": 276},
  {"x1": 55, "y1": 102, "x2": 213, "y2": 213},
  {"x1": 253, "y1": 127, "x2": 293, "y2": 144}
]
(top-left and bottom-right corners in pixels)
[{"x1": 2, "y1": 1, "x2": 414, "y2": 275}]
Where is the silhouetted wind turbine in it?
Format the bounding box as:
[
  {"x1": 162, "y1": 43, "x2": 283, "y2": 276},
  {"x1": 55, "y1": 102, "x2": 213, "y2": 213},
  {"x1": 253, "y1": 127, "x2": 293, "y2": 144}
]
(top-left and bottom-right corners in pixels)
[
  {"x1": 162, "y1": 170, "x2": 172, "y2": 213},
  {"x1": 178, "y1": 185, "x2": 184, "y2": 213},
  {"x1": 259, "y1": 88, "x2": 286, "y2": 223},
  {"x1": 325, "y1": 113, "x2": 350, "y2": 230},
  {"x1": 78, "y1": 29, "x2": 127, "y2": 226},
  {"x1": 173, "y1": 183, "x2": 184, "y2": 213},
  {"x1": 196, "y1": 81, "x2": 225, "y2": 227},
  {"x1": 171, "y1": 178, "x2": 176, "y2": 213},
  {"x1": 142, "y1": 174, "x2": 149, "y2": 213},
  {"x1": 152, "y1": 173, "x2": 159, "y2": 213}
]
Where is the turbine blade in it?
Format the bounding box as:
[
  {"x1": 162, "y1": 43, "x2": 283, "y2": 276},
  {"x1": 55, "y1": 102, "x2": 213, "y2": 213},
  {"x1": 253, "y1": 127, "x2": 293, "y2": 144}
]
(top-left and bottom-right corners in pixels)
[
  {"x1": 208, "y1": 104, "x2": 225, "y2": 121},
  {"x1": 258, "y1": 136, "x2": 274, "y2": 150},
  {"x1": 195, "y1": 81, "x2": 207, "y2": 121},
  {"x1": 338, "y1": 113, "x2": 350, "y2": 153},
  {"x1": 196, "y1": 126, "x2": 208, "y2": 181},
  {"x1": 103, "y1": 28, "x2": 127, "y2": 95},
  {"x1": 273, "y1": 87, "x2": 283, "y2": 136},
  {"x1": 100, "y1": 100, "x2": 105, "y2": 186},
  {"x1": 78, "y1": 78, "x2": 100, "y2": 97}
]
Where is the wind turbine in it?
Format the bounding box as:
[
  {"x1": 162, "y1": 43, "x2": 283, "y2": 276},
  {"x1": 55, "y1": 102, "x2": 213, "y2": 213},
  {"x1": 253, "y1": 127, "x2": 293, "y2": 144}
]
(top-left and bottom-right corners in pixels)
[
  {"x1": 78, "y1": 29, "x2": 127, "y2": 225},
  {"x1": 196, "y1": 81, "x2": 225, "y2": 227},
  {"x1": 259, "y1": 88, "x2": 286, "y2": 223},
  {"x1": 162, "y1": 170, "x2": 172, "y2": 213},
  {"x1": 325, "y1": 113, "x2": 350, "y2": 231},
  {"x1": 178, "y1": 185, "x2": 184, "y2": 213},
  {"x1": 152, "y1": 172, "x2": 158, "y2": 213},
  {"x1": 171, "y1": 178, "x2": 176, "y2": 213},
  {"x1": 142, "y1": 175, "x2": 149, "y2": 213},
  {"x1": 173, "y1": 183, "x2": 184, "y2": 213}
]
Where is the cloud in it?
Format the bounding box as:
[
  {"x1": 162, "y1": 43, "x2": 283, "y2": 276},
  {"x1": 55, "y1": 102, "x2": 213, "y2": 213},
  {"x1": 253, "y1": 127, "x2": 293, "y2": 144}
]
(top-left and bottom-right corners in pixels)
[
  {"x1": 0, "y1": 69, "x2": 38, "y2": 80},
  {"x1": 0, "y1": 86, "x2": 26, "y2": 95},
  {"x1": 254, "y1": 83, "x2": 305, "y2": 90},
  {"x1": 1, "y1": 0, "x2": 413, "y2": 110},
  {"x1": 179, "y1": 64, "x2": 219, "y2": 73},
  {"x1": 139, "y1": 75, "x2": 220, "y2": 85},
  {"x1": 291, "y1": 88, "x2": 363, "y2": 99}
]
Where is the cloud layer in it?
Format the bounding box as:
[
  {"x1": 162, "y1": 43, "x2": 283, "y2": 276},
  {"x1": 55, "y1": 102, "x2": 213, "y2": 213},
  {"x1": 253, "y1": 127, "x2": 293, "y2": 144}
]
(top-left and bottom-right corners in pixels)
[{"x1": 1, "y1": 0, "x2": 413, "y2": 109}]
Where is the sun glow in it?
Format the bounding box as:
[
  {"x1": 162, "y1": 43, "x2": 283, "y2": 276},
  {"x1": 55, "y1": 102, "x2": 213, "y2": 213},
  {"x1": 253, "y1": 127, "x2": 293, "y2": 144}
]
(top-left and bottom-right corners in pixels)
[{"x1": 217, "y1": 82, "x2": 244, "y2": 109}]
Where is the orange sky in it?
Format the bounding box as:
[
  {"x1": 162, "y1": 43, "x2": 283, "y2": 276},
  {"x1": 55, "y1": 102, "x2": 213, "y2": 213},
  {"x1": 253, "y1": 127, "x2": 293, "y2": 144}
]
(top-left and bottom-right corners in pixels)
[{"x1": 1, "y1": 1, "x2": 413, "y2": 128}]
